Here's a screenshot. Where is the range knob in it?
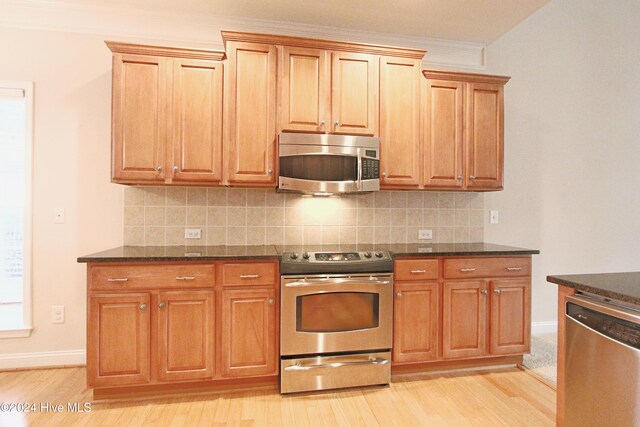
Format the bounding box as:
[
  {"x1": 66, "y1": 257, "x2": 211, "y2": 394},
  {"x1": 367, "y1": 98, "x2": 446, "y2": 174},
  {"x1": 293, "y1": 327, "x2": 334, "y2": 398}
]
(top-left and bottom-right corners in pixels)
[
  {"x1": 364, "y1": 251, "x2": 372, "y2": 258},
  {"x1": 302, "y1": 252, "x2": 310, "y2": 260},
  {"x1": 289, "y1": 253, "x2": 298, "y2": 260},
  {"x1": 375, "y1": 251, "x2": 384, "y2": 258}
]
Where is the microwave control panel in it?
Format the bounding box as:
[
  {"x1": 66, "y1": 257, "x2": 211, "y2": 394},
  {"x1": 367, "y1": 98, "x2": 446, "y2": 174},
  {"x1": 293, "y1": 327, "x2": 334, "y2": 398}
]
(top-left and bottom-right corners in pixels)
[{"x1": 362, "y1": 158, "x2": 379, "y2": 180}]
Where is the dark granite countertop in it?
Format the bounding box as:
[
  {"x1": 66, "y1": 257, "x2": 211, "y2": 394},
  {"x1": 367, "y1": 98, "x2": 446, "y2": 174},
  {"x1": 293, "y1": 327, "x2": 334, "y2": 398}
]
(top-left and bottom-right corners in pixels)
[
  {"x1": 547, "y1": 272, "x2": 640, "y2": 305},
  {"x1": 78, "y1": 242, "x2": 538, "y2": 263},
  {"x1": 77, "y1": 245, "x2": 279, "y2": 263},
  {"x1": 275, "y1": 243, "x2": 539, "y2": 257}
]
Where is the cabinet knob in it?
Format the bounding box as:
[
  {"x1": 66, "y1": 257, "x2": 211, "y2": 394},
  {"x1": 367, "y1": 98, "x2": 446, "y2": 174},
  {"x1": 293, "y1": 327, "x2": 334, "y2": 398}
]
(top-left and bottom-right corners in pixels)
[
  {"x1": 457, "y1": 176, "x2": 463, "y2": 180},
  {"x1": 268, "y1": 298, "x2": 275, "y2": 305},
  {"x1": 268, "y1": 169, "x2": 273, "y2": 175},
  {"x1": 156, "y1": 165, "x2": 163, "y2": 172},
  {"x1": 319, "y1": 120, "x2": 325, "y2": 128},
  {"x1": 494, "y1": 289, "x2": 501, "y2": 295},
  {"x1": 481, "y1": 289, "x2": 488, "y2": 296},
  {"x1": 396, "y1": 291, "x2": 403, "y2": 298},
  {"x1": 382, "y1": 172, "x2": 387, "y2": 178},
  {"x1": 139, "y1": 303, "x2": 147, "y2": 311},
  {"x1": 469, "y1": 175, "x2": 476, "y2": 180},
  {"x1": 173, "y1": 165, "x2": 178, "y2": 173},
  {"x1": 334, "y1": 120, "x2": 340, "y2": 129},
  {"x1": 158, "y1": 302, "x2": 166, "y2": 309}
]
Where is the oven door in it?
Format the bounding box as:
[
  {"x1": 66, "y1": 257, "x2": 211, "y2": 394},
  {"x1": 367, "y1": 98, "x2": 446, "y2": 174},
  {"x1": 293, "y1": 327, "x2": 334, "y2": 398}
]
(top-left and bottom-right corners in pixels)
[
  {"x1": 280, "y1": 274, "x2": 393, "y2": 356},
  {"x1": 278, "y1": 144, "x2": 361, "y2": 193}
]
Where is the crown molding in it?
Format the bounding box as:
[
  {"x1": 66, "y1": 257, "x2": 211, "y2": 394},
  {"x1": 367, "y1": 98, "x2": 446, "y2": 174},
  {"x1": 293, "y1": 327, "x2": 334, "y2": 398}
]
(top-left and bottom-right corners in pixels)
[
  {"x1": 423, "y1": 69, "x2": 510, "y2": 85},
  {"x1": 105, "y1": 41, "x2": 226, "y2": 61},
  {"x1": 2, "y1": 0, "x2": 486, "y2": 69},
  {"x1": 220, "y1": 31, "x2": 426, "y2": 60}
]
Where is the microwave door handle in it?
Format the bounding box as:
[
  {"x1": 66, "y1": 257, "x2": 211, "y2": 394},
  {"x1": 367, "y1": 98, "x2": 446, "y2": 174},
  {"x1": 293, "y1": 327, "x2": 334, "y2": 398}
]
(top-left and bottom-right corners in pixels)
[{"x1": 356, "y1": 148, "x2": 362, "y2": 190}]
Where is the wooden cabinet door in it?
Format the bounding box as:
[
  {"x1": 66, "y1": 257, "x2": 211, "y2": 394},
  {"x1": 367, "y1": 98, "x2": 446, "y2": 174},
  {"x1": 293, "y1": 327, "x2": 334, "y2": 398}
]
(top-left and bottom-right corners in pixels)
[
  {"x1": 423, "y1": 79, "x2": 464, "y2": 188},
  {"x1": 379, "y1": 57, "x2": 421, "y2": 188},
  {"x1": 443, "y1": 281, "x2": 487, "y2": 359},
  {"x1": 331, "y1": 52, "x2": 379, "y2": 136},
  {"x1": 279, "y1": 47, "x2": 330, "y2": 133},
  {"x1": 221, "y1": 289, "x2": 277, "y2": 378},
  {"x1": 393, "y1": 282, "x2": 439, "y2": 363},
  {"x1": 489, "y1": 279, "x2": 531, "y2": 355},
  {"x1": 465, "y1": 82, "x2": 504, "y2": 190},
  {"x1": 111, "y1": 53, "x2": 168, "y2": 183},
  {"x1": 224, "y1": 42, "x2": 277, "y2": 185},
  {"x1": 88, "y1": 293, "x2": 150, "y2": 387},
  {"x1": 157, "y1": 290, "x2": 215, "y2": 381},
  {"x1": 171, "y1": 59, "x2": 223, "y2": 184}
]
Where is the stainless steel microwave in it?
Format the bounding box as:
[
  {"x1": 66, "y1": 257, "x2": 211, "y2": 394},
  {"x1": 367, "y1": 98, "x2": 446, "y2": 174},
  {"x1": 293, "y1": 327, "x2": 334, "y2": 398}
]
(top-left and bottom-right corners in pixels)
[{"x1": 277, "y1": 133, "x2": 380, "y2": 194}]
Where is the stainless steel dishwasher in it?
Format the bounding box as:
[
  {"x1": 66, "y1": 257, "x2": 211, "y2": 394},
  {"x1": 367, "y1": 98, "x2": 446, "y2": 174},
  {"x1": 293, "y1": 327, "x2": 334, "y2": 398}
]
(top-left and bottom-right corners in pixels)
[{"x1": 565, "y1": 294, "x2": 640, "y2": 427}]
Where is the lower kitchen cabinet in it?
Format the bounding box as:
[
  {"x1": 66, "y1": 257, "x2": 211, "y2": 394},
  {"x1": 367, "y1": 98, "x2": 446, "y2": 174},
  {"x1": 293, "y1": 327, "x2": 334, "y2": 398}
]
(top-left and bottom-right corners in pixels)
[
  {"x1": 157, "y1": 290, "x2": 215, "y2": 381},
  {"x1": 88, "y1": 293, "x2": 151, "y2": 387},
  {"x1": 443, "y1": 280, "x2": 487, "y2": 359},
  {"x1": 221, "y1": 288, "x2": 278, "y2": 378},
  {"x1": 489, "y1": 279, "x2": 531, "y2": 355},
  {"x1": 393, "y1": 282, "x2": 439, "y2": 363}
]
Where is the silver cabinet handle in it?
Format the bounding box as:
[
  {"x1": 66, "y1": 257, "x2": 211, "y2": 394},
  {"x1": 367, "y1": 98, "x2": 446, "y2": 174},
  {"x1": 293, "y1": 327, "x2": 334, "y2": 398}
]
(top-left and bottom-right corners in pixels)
[
  {"x1": 156, "y1": 165, "x2": 163, "y2": 172},
  {"x1": 410, "y1": 269, "x2": 426, "y2": 274},
  {"x1": 459, "y1": 268, "x2": 476, "y2": 272},
  {"x1": 469, "y1": 175, "x2": 476, "y2": 180},
  {"x1": 107, "y1": 278, "x2": 128, "y2": 282},
  {"x1": 506, "y1": 267, "x2": 523, "y2": 271},
  {"x1": 481, "y1": 289, "x2": 488, "y2": 296},
  {"x1": 396, "y1": 291, "x2": 403, "y2": 298},
  {"x1": 240, "y1": 274, "x2": 261, "y2": 279},
  {"x1": 494, "y1": 289, "x2": 501, "y2": 295},
  {"x1": 158, "y1": 302, "x2": 166, "y2": 309},
  {"x1": 139, "y1": 303, "x2": 147, "y2": 311},
  {"x1": 268, "y1": 298, "x2": 275, "y2": 305},
  {"x1": 284, "y1": 357, "x2": 389, "y2": 372},
  {"x1": 176, "y1": 276, "x2": 195, "y2": 281}
]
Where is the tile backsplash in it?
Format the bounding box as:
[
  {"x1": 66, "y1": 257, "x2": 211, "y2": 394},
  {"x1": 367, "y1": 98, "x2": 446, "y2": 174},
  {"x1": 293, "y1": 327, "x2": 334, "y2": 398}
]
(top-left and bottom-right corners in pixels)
[{"x1": 123, "y1": 187, "x2": 484, "y2": 246}]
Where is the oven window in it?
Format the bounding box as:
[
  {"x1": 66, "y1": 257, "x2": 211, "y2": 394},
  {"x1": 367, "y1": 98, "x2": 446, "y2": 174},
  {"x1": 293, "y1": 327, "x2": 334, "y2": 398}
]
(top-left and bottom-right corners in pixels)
[
  {"x1": 280, "y1": 155, "x2": 358, "y2": 181},
  {"x1": 296, "y1": 292, "x2": 379, "y2": 332}
]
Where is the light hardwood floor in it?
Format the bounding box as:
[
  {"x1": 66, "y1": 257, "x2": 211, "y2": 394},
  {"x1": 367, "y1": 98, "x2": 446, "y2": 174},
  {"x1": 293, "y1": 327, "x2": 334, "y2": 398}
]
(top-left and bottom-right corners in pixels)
[{"x1": 0, "y1": 366, "x2": 555, "y2": 426}]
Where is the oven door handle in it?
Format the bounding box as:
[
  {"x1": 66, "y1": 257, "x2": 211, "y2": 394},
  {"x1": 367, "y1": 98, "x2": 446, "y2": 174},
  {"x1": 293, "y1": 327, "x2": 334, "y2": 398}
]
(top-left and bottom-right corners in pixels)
[
  {"x1": 284, "y1": 357, "x2": 389, "y2": 371},
  {"x1": 284, "y1": 278, "x2": 391, "y2": 287}
]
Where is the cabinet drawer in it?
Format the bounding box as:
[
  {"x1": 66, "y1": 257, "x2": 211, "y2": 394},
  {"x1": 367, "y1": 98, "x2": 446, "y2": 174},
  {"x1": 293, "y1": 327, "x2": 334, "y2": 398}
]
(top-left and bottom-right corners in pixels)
[
  {"x1": 90, "y1": 264, "x2": 216, "y2": 290},
  {"x1": 443, "y1": 257, "x2": 531, "y2": 279},
  {"x1": 222, "y1": 262, "x2": 277, "y2": 287},
  {"x1": 394, "y1": 259, "x2": 439, "y2": 281}
]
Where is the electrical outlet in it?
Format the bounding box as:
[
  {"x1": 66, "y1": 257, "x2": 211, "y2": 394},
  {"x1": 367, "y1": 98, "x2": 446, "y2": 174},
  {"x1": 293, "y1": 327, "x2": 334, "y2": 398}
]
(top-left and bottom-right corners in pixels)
[
  {"x1": 418, "y1": 229, "x2": 433, "y2": 240},
  {"x1": 490, "y1": 210, "x2": 499, "y2": 224},
  {"x1": 185, "y1": 228, "x2": 202, "y2": 239},
  {"x1": 54, "y1": 208, "x2": 65, "y2": 224},
  {"x1": 52, "y1": 305, "x2": 65, "y2": 324}
]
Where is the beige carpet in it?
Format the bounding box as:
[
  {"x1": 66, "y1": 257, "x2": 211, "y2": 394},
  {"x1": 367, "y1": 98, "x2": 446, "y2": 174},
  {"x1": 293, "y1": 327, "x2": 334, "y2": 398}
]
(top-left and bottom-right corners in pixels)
[{"x1": 522, "y1": 333, "x2": 557, "y2": 384}]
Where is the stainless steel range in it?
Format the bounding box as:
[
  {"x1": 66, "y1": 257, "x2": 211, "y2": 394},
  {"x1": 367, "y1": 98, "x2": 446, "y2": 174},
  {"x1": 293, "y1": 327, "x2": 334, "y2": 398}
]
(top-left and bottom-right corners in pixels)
[{"x1": 280, "y1": 247, "x2": 393, "y2": 394}]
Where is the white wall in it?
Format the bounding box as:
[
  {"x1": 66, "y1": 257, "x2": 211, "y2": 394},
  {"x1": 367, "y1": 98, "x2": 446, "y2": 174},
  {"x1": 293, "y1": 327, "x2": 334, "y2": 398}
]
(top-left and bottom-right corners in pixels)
[
  {"x1": 0, "y1": 28, "x2": 122, "y2": 361},
  {"x1": 484, "y1": 0, "x2": 640, "y2": 323}
]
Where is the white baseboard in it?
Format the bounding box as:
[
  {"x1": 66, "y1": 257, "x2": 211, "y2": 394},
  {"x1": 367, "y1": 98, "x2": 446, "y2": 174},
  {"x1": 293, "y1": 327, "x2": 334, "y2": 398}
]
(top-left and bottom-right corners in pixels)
[
  {"x1": 531, "y1": 321, "x2": 558, "y2": 336},
  {"x1": 0, "y1": 349, "x2": 86, "y2": 370}
]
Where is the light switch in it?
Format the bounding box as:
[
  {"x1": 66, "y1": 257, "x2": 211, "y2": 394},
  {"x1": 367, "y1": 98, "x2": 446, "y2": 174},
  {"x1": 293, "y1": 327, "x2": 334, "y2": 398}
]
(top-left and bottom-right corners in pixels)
[{"x1": 54, "y1": 208, "x2": 65, "y2": 224}]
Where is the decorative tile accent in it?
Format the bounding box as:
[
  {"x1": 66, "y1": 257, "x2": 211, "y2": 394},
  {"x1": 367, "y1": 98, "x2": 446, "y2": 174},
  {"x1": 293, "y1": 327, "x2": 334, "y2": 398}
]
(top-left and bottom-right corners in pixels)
[{"x1": 123, "y1": 188, "x2": 484, "y2": 246}]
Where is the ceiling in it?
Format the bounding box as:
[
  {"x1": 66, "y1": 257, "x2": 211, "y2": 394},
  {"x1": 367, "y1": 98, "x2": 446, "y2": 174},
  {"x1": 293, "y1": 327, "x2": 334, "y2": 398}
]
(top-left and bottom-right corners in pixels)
[{"x1": 68, "y1": 0, "x2": 551, "y2": 44}]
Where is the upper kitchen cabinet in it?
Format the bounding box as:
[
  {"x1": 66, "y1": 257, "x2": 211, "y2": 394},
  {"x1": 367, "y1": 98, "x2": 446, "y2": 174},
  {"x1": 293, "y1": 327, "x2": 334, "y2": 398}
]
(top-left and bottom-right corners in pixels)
[
  {"x1": 107, "y1": 42, "x2": 225, "y2": 186},
  {"x1": 379, "y1": 57, "x2": 422, "y2": 188},
  {"x1": 423, "y1": 70, "x2": 510, "y2": 191},
  {"x1": 221, "y1": 35, "x2": 277, "y2": 186},
  {"x1": 279, "y1": 46, "x2": 330, "y2": 133}
]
